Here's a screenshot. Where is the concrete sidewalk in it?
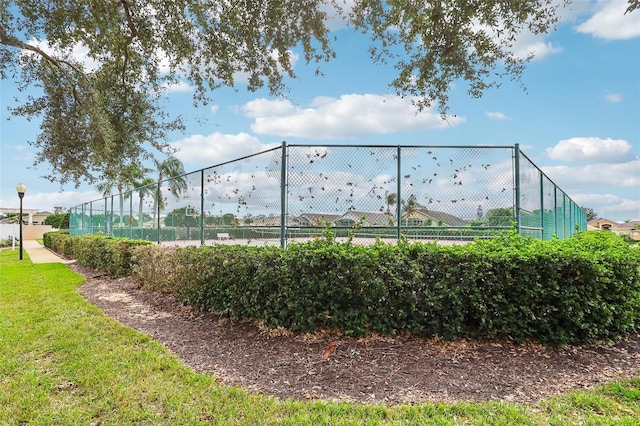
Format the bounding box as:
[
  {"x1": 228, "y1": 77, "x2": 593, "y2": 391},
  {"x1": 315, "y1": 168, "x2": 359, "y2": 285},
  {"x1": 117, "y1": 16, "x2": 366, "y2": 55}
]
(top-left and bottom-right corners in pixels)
[{"x1": 22, "y1": 240, "x2": 74, "y2": 264}]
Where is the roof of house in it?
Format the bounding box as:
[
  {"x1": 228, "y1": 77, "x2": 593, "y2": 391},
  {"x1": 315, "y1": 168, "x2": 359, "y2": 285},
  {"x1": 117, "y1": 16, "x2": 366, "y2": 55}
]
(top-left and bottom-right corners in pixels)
[
  {"x1": 334, "y1": 210, "x2": 395, "y2": 226},
  {"x1": 588, "y1": 217, "x2": 619, "y2": 226},
  {"x1": 613, "y1": 220, "x2": 640, "y2": 231},
  {"x1": 404, "y1": 208, "x2": 468, "y2": 226},
  {"x1": 297, "y1": 213, "x2": 341, "y2": 225},
  {"x1": 248, "y1": 216, "x2": 281, "y2": 226}
]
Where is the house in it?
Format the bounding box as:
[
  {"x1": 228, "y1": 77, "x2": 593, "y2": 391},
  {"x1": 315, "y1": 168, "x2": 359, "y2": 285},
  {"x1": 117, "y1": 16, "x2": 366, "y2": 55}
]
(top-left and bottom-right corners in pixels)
[
  {"x1": 296, "y1": 213, "x2": 341, "y2": 227},
  {"x1": 587, "y1": 218, "x2": 619, "y2": 231},
  {"x1": 0, "y1": 208, "x2": 49, "y2": 225},
  {"x1": 402, "y1": 208, "x2": 468, "y2": 227},
  {"x1": 247, "y1": 215, "x2": 281, "y2": 227},
  {"x1": 333, "y1": 210, "x2": 395, "y2": 227},
  {"x1": 32, "y1": 211, "x2": 54, "y2": 225},
  {"x1": 587, "y1": 218, "x2": 640, "y2": 241},
  {"x1": 612, "y1": 220, "x2": 640, "y2": 241}
]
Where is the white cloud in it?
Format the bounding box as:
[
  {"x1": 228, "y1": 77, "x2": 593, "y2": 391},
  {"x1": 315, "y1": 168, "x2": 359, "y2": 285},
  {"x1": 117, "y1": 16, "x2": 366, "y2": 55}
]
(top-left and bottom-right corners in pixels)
[
  {"x1": 210, "y1": 105, "x2": 221, "y2": 114},
  {"x1": 542, "y1": 158, "x2": 640, "y2": 188},
  {"x1": 9, "y1": 144, "x2": 33, "y2": 162},
  {"x1": 485, "y1": 111, "x2": 509, "y2": 120},
  {"x1": 603, "y1": 92, "x2": 623, "y2": 103},
  {"x1": 231, "y1": 50, "x2": 300, "y2": 86},
  {"x1": 170, "y1": 132, "x2": 279, "y2": 165},
  {"x1": 572, "y1": 192, "x2": 640, "y2": 221},
  {"x1": 162, "y1": 80, "x2": 194, "y2": 93},
  {"x1": 0, "y1": 190, "x2": 102, "y2": 213},
  {"x1": 243, "y1": 94, "x2": 465, "y2": 139},
  {"x1": 512, "y1": 37, "x2": 563, "y2": 60},
  {"x1": 22, "y1": 38, "x2": 102, "y2": 72},
  {"x1": 243, "y1": 98, "x2": 299, "y2": 118},
  {"x1": 576, "y1": 0, "x2": 640, "y2": 40},
  {"x1": 473, "y1": 18, "x2": 562, "y2": 61},
  {"x1": 321, "y1": 0, "x2": 353, "y2": 31},
  {"x1": 546, "y1": 137, "x2": 634, "y2": 163}
]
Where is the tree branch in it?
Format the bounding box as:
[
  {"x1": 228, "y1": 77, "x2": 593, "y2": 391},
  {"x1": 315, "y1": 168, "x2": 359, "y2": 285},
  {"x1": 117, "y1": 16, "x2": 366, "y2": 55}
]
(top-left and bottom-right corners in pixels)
[{"x1": 0, "y1": 23, "x2": 88, "y2": 104}]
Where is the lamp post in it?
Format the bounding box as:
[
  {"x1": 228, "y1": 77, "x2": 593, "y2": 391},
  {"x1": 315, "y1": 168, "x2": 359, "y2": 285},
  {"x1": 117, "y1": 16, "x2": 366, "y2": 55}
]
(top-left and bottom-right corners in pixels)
[{"x1": 16, "y1": 182, "x2": 27, "y2": 260}]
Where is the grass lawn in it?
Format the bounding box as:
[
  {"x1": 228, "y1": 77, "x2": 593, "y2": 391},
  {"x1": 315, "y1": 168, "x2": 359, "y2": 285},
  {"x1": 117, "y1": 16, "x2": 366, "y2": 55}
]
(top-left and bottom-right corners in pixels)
[{"x1": 1, "y1": 248, "x2": 638, "y2": 425}]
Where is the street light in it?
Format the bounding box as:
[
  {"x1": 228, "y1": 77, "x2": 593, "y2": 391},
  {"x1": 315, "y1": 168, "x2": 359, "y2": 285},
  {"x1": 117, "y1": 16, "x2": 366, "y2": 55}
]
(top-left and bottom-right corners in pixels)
[{"x1": 16, "y1": 182, "x2": 27, "y2": 260}]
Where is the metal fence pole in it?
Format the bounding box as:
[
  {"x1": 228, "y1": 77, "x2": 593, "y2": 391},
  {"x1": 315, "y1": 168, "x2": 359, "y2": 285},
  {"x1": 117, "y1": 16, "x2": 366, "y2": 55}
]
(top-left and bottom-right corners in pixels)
[
  {"x1": 129, "y1": 192, "x2": 133, "y2": 239},
  {"x1": 569, "y1": 202, "x2": 573, "y2": 235},
  {"x1": 156, "y1": 181, "x2": 161, "y2": 244},
  {"x1": 396, "y1": 146, "x2": 402, "y2": 240},
  {"x1": 514, "y1": 143, "x2": 521, "y2": 234},
  {"x1": 540, "y1": 170, "x2": 545, "y2": 240},
  {"x1": 554, "y1": 186, "x2": 558, "y2": 238},
  {"x1": 111, "y1": 196, "x2": 115, "y2": 235},
  {"x1": 200, "y1": 169, "x2": 205, "y2": 245},
  {"x1": 280, "y1": 141, "x2": 287, "y2": 249},
  {"x1": 564, "y1": 195, "x2": 569, "y2": 237}
]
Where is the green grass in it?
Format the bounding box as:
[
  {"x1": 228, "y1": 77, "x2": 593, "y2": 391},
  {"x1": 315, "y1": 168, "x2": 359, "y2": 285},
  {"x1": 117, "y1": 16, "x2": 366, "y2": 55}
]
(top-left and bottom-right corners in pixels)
[{"x1": 1, "y1": 249, "x2": 638, "y2": 425}]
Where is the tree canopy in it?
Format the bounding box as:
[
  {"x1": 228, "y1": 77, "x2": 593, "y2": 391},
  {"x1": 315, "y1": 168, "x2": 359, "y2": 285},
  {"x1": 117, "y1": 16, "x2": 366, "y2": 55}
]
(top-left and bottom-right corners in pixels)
[
  {"x1": 2, "y1": 1, "x2": 636, "y2": 187},
  {"x1": 581, "y1": 206, "x2": 598, "y2": 222}
]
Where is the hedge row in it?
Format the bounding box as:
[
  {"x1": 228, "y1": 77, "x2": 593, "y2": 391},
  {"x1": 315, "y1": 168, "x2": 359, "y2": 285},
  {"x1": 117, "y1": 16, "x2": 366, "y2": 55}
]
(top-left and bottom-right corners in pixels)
[
  {"x1": 130, "y1": 230, "x2": 640, "y2": 346},
  {"x1": 44, "y1": 231, "x2": 152, "y2": 277}
]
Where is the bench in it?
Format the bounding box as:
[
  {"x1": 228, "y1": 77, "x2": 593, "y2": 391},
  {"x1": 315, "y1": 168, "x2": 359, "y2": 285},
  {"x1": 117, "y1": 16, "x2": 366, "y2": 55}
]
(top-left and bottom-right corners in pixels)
[{"x1": 217, "y1": 233, "x2": 230, "y2": 240}]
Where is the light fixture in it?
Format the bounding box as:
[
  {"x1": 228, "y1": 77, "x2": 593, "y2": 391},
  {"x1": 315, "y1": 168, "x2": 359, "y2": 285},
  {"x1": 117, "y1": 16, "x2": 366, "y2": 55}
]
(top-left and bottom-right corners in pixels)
[{"x1": 16, "y1": 182, "x2": 27, "y2": 260}]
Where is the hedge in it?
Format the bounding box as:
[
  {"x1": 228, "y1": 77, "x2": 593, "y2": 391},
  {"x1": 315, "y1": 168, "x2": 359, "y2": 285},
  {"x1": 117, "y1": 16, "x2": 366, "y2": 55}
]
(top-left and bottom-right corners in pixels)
[
  {"x1": 130, "y1": 230, "x2": 640, "y2": 346},
  {"x1": 44, "y1": 231, "x2": 152, "y2": 277},
  {"x1": 45, "y1": 230, "x2": 639, "y2": 345}
]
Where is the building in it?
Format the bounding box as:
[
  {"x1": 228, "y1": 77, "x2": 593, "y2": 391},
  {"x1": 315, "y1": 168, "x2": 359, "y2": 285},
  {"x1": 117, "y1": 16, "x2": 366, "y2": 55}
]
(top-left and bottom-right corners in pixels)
[
  {"x1": 587, "y1": 218, "x2": 640, "y2": 241},
  {"x1": 402, "y1": 208, "x2": 468, "y2": 227},
  {"x1": 333, "y1": 211, "x2": 395, "y2": 227}
]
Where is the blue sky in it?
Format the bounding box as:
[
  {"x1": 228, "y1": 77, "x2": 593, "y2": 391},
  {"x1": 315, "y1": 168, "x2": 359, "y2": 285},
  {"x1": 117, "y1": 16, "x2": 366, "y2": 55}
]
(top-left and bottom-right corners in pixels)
[{"x1": 1, "y1": 0, "x2": 639, "y2": 221}]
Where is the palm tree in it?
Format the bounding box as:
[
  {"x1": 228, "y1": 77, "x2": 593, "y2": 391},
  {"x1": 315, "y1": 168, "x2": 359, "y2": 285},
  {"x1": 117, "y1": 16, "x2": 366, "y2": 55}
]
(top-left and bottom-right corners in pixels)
[
  {"x1": 97, "y1": 165, "x2": 146, "y2": 229},
  {"x1": 385, "y1": 191, "x2": 397, "y2": 215},
  {"x1": 133, "y1": 177, "x2": 156, "y2": 227},
  {"x1": 151, "y1": 156, "x2": 187, "y2": 224},
  {"x1": 96, "y1": 180, "x2": 119, "y2": 230},
  {"x1": 401, "y1": 195, "x2": 420, "y2": 226}
]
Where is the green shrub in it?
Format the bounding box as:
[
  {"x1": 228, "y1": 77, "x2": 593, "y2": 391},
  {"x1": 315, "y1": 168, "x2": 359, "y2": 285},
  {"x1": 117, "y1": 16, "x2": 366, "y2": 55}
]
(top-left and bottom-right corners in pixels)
[
  {"x1": 43, "y1": 230, "x2": 73, "y2": 255},
  {"x1": 461, "y1": 231, "x2": 640, "y2": 344},
  {"x1": 73, "y1": 236, "x2": 152, "y2": 277},
  {"x1": 131, "y1": 245, "x2": 183, "y2": 293},
  {"x1": 45, "y1": 233, "x2": 152, "y2": 277},
  {"x1": 67, "y1": 230, "x2": 640, "y2": 346}
]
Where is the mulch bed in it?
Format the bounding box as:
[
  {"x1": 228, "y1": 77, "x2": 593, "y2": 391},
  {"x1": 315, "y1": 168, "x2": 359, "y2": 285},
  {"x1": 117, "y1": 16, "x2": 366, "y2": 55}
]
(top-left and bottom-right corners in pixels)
[{"x1": 71, "y1": 262, "x2": 640, "y2": 405}]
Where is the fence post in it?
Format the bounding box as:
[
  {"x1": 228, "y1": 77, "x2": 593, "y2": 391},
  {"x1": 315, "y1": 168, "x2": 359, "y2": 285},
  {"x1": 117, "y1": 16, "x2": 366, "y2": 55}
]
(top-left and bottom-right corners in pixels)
[
  {"x1": 129, "y1": 191, "x2": 133, "y2": 239},
  {"x1": 396, "y1": 146, "x2": 402, "y2": 240},
  {"x1": 553, "y1": 186, "x2": 558, "y2": 238},
  {"x1": 564, "y1": 195, "x2": 569, "y2": 238},
  {"x1": 156, "y1": 181, "x2": 161, "y2": 244},
  {"x1": 280, "y1": 141, "x2": 287, "y2": 249},
  {"x1": 514, "y1": 143, "x2": 521, "y2": 235},
  {"x1": 102, "y1": 199, "x2": 104, "y2": 235},
  {"x1": 200, "y1": 169, "x2": 205, "y2": 245},
  {"x1": 539, "y1": 170, "x2": 544, "y2": 240},
  {"x1": 110, "y1": 196, "x2": 115, "y2": 235},
  {"x1": 568, "y1": 202, "x2": 573, "y2": 236}
]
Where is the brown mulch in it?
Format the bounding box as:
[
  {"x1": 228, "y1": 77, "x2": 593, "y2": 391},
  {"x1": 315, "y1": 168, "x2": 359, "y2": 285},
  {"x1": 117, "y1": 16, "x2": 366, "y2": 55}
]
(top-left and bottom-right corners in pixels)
[{"x1": 70, "y1": 262, "x2": 640, "y2": 406}]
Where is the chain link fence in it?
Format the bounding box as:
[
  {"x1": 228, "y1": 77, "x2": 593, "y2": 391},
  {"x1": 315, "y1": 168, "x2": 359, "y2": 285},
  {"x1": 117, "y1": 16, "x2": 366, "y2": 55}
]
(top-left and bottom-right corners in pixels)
[{"x1": 69, "y1": 143, "x2": 586, "y2": 246}]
